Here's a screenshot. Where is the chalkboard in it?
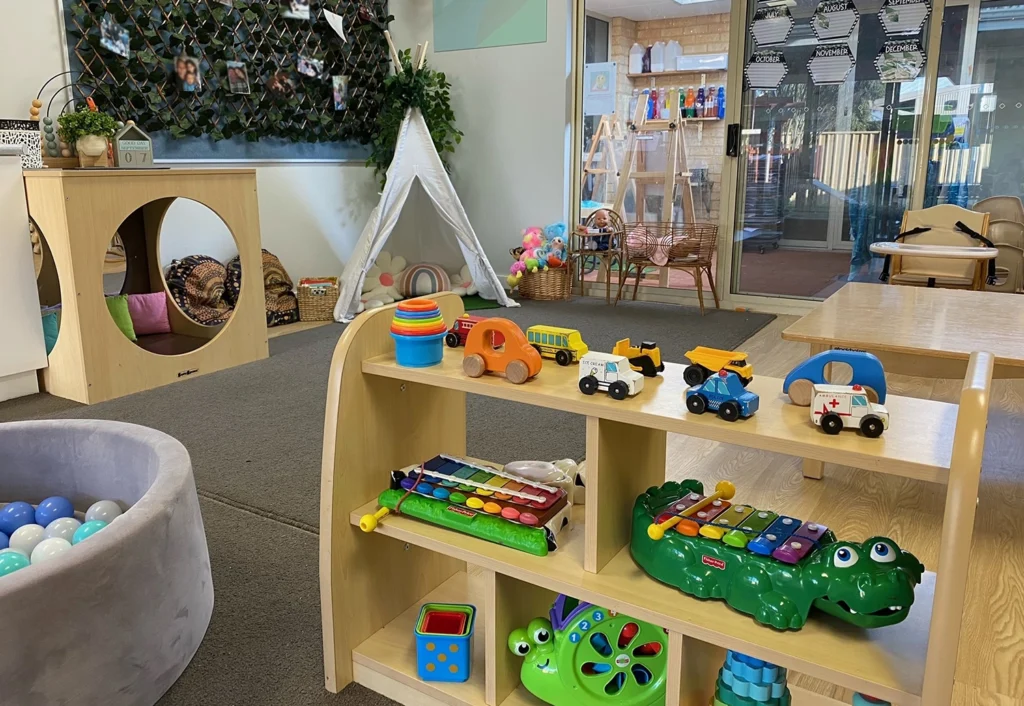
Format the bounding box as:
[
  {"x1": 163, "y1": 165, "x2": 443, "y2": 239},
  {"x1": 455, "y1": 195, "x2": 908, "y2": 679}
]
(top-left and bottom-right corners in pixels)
[{"x1": 60, "y1": 0, "x2": 391, "y2": 161}]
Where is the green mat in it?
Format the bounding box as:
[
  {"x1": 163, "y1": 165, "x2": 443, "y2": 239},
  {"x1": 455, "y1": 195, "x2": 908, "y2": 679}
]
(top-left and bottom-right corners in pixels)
[{"x1": 461, "y1": 295, "x2": 502, "y2": 311}]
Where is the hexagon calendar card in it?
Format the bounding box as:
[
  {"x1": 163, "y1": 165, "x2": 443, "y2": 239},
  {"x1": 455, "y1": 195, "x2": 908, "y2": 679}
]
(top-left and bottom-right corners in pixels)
[{"x1": 812, "y1": 0, "x2": 859, "y2": 42}]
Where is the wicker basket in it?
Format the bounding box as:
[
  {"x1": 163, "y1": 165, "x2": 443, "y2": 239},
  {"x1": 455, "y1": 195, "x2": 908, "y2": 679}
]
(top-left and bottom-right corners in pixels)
[
  {"x1": 297, "y1": 277, "x2": 340, "y2": 321},
  {"x1": 510, "y1": 248, "x2": 572, "y2": 300}
]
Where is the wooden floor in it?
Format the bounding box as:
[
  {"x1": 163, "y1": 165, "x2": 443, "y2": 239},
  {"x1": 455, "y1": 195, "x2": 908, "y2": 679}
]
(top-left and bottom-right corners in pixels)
[{"x1": 666, "y1": 316, "x2": 1024, "y2": 705}]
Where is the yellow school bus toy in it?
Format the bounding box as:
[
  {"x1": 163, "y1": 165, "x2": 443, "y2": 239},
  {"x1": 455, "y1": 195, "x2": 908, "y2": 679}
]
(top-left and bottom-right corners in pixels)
[{"x1": 526, "y1": 325, "x2": 589, "y2": 366}]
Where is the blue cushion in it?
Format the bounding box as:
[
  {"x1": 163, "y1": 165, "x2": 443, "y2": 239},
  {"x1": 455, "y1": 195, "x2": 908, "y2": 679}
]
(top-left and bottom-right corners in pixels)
[{"x1": 41, "y1": 312, "x2": 59, "y2": 354}]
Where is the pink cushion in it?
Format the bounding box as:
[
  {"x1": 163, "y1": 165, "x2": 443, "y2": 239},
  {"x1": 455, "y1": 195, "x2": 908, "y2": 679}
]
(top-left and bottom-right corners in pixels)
[{"x1": 127, "y1": 292, "x2": 171, "y2": 336}]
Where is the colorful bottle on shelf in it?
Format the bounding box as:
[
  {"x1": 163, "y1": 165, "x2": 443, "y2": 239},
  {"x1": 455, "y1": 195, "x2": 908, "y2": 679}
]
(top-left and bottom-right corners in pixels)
[
  {"x1": 629, "y1": 88, "x2": 641, "y2": 119},
  {"x1": 695, "y1": 87, "x2": 705, "y2": 119},
  {"x1": 705, "y1": 85, "x2": 716, "y2": 118},
  {"x1": 717, "y1": 85, "x2": 726, "y2": 119},
  {"x1": 648, "y1": 88, "x2": 658, "y2": 119},
  {"x1": 684, "y1": 86, "x2": 695, "y2": 118}
]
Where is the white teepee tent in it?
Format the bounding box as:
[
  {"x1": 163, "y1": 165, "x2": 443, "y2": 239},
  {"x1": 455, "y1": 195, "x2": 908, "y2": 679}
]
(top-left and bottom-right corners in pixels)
[{"x1": 334, "y1": 106, "x2": 516, "y2": 321}]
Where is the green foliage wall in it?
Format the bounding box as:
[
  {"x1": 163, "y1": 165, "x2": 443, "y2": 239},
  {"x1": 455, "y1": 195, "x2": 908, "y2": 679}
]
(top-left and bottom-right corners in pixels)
[{"x1": 64, "y1": 0, "x2": 391, "y2": 145}]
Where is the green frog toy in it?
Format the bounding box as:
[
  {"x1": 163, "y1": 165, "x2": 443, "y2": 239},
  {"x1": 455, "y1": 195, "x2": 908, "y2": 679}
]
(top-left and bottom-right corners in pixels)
[{"x1": 507, "y1": 595, "x2": 668, "y2": 706}]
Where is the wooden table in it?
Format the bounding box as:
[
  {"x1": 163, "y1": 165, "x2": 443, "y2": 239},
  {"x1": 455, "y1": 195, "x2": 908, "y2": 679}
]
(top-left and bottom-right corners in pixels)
[
  {"x1": 868, "y1": 242, "x2": 998, "y2": 290},
  {"x1": 783, "y1": 283, "x2": 1024, "y2": 383}
]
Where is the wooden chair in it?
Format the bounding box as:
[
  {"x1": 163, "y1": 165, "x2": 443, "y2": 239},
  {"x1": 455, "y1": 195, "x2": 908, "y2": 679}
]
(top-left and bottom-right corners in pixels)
[
  {"x1": 888, "y1": 204, "x2": 991, "y2": 290},
  {"x1": 616, "y1": 222, "x2": 720, "y2": 314},
  {"x1": 974, "y1": 195, "x2": 1024, "y2": 224},
  {"x1": 572, "y1": 209, "x2": 625, "y2": 304},
  {"x1": 987, "y1": 219, "x2": 1024, "y2": 293}
]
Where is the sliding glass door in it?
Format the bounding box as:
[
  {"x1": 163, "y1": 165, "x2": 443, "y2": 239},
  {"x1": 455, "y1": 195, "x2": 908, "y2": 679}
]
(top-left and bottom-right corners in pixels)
[
  {"x1": 728, "y1": 0, "x2": 928, "y2": 299},
  {"x1": 923, "y1": 0, "x2": 1024, "y2": 209}
]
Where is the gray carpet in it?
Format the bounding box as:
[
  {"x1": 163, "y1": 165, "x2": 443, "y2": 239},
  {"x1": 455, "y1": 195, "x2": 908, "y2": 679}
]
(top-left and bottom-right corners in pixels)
[{"x1": 0, "y1": 298, "x2": 773, "y2": 705}]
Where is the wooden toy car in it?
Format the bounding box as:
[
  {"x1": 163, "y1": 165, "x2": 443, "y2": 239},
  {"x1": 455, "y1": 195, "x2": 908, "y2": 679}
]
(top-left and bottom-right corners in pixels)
[
  {"x1": 578, "y1": 352, "x2": 645, "y2": 399},
  {"x1": 810, "y1": 383, "x2": 889, "y2": 438},
  {"x1": 683, "y1": 346, "x2": 753, "y2": 387},
  {"x1": 685, "y1": 370, "x2": 759, "y2": 421},
  {"x1": 611, "y1": 338, "x2": 664, "y2": 377},
  {"x1": 783, "y1": 350, "x2": 886, "y2": 406},
  {"x1": 526, "y1": 325, "x2": 589, "y2": 366},
  {"x1": 445, "y1": 315, "x2": 505, "y2": 348},
  {"x1": 463, "y1": 318, "x2": 542, "y2": 384}
]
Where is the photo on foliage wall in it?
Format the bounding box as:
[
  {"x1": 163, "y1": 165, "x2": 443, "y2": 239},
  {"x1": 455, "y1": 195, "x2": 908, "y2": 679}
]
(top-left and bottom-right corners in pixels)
[
  {"x1": 281, "y1": 0, "x2": 311, "y2": 19},
  {"x1": 175, "y1": 53, "x2": 203, "y2": 93},
  {"x1": 332, "y1": 75, "x2": 349, "y2": 111},
  {"x1": 100, "y1": 13, "x2": 130, "y2": 58},
  {"x1": 226, "y1": 61, "x2": 251, "y2": 94},
  {"x1": 297, "y1": 55, "x2": 324, "y2": 78}
]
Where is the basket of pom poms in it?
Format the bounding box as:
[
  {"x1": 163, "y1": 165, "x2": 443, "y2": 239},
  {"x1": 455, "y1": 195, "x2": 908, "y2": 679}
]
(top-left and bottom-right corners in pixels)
[{"x1": 507, "y1": 223, "x2": 571, "y2": 301}]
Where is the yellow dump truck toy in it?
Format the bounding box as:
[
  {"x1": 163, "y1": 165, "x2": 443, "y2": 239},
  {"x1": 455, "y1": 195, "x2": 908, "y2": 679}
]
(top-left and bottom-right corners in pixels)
[
  {"x1": 611, "y1": 339, "x2": 664, "y2": 378},
  {"x1": 683, "y1": 346, "x2": 753, "y2": 387}
]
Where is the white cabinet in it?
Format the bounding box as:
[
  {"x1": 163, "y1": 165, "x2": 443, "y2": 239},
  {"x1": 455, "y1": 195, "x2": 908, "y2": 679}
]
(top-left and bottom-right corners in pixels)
[{"x1": 0, "y1": 148, "x2": 46, "y2": 401}]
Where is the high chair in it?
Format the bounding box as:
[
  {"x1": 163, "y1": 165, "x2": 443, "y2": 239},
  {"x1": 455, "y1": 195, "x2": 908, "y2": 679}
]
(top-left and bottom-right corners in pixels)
[{"x1": 885, "y1": 204, "x2": 992, "y2": 290}]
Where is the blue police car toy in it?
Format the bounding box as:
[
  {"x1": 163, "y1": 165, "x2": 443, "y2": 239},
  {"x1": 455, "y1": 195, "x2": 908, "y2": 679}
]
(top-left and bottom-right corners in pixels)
[{"x1": 685, "y1": 370, "x2": 759, "y2": 422}]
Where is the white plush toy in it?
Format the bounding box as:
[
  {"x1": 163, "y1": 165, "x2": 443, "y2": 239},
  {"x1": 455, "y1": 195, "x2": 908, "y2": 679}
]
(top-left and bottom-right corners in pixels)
[
  {"x1": 450, "y1": 265, "x2": 479, "y2": 297},
  {"x1": 359, "y1": 251, "x2": 406, "y2": 312}
]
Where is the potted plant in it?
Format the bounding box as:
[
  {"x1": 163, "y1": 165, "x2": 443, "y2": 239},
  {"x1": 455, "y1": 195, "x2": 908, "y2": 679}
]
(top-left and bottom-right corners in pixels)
[
  {"x1": 366, "y1": 48, "x2": 462, "y2": 187},
  {"x1": 57, "y1": 108, "x2": 118, "y2": 167}
]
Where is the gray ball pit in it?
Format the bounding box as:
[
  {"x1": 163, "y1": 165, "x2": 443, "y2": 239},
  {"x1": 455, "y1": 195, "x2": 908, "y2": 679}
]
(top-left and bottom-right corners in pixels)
[{"x1": 0, "y1": 420, "x2": 213, "y2": 706}]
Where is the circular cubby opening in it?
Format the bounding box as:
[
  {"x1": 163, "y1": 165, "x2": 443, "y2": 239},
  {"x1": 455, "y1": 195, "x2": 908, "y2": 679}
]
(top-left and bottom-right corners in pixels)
[
  {"x1": 103, "y1": 198, "x2": 241, "y2": 357},
  {"x1": 32, "y1": 219, "x2": 63, "y2": 354}
]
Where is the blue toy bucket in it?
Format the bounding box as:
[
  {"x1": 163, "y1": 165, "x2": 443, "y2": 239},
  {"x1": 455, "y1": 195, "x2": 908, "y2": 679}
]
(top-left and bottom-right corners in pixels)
[{"x1": 392, "y1": 331, "x2": 446, "y2": 367}]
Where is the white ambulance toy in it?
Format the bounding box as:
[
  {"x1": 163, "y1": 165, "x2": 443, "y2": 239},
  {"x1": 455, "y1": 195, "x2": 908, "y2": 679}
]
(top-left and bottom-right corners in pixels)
[
  {"x1": 578, "y1": 352, "x2": 645, "y2": 400},
  {"x1": 810, "y1": 383, "x2": 889, "y2": 438}
]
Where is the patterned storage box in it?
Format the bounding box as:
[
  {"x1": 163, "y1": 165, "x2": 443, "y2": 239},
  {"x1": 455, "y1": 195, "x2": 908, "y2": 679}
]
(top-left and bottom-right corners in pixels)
[{"x1": 0, "y1": 120, "x2": 43, "y2": 169}]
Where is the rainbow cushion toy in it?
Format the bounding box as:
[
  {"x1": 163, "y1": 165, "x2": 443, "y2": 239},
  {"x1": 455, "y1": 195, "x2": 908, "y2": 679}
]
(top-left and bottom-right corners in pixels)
[{"x1": 391, "y1": 299, "x2": 447, "y2": 367}]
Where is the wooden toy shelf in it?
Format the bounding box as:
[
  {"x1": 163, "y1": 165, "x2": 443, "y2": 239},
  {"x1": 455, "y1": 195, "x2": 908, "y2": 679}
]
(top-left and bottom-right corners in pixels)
[{"x1": 320, "y1": 293, "x2": 993, "y2": 706}]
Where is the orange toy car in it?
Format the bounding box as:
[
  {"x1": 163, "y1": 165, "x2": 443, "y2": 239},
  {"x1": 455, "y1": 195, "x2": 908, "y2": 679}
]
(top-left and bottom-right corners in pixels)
[{"x1": 462, "y1": 318, "x2": 542, "y2": 385}]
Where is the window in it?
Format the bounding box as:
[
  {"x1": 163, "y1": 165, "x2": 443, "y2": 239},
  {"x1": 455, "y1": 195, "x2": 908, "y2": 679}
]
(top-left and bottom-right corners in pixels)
[
  {"x1": 607, "y1": 362, "x2": 618, "y2": 372},
  {"x1": 852, "y1": 396, "x2": 868, "y2": 407},
  {"x1": 543, "y1": 334, "x2": 550, "y2": 345},
  {"x1": 528, "y1": 331, "x2": 536, "y2": 343},
  {"x1": 560, "y1": 336, "x2": 567, "y2": 347},
  {"x1": 717, "y1": 380, "x2": 730, "y2": 395}
]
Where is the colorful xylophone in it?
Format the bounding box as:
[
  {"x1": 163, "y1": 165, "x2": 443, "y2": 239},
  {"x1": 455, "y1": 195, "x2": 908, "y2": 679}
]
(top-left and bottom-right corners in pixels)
[
  {"x1": 649, "y1": 481, "x2": 833, "y2": 564},
  {"x1": 359, "y1": 455, "x2": 571, "y2": 557},
  {"x1": 631, "y1": 481, "x2": 924, "y2": 630}
]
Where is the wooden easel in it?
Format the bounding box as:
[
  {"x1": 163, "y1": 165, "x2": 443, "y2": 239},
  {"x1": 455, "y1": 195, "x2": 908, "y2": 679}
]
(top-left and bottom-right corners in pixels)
[
  {"x1": 614, "y1": 88, "x2": 695, "y2": 225},
  {"x1": 580, "y1": 114, "x2": 621, "y2": 203}
]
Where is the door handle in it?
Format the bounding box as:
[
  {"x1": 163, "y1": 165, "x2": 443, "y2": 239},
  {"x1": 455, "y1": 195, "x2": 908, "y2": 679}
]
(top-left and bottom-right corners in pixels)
[{"x1": 726, "y1": 123, "x2": 740, "y2": 157}]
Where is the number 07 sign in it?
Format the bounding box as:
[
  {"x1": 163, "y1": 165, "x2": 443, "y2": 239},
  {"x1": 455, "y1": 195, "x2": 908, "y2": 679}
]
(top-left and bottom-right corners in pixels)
[{"x1": 113, "y1": 122, "x2": 155, "y2": 169}]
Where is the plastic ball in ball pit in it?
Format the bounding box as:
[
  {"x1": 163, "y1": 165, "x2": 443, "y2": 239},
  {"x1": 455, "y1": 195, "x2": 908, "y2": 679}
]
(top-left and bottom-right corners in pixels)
[
  {"x1": 35, "y1": 495, "x2": 75, "y2": 527},
  {"x1": 0, "y1": 531, "x2": 8, "y2": 551},
  {"x1": 0, "y1": 501, "x2": 36, "y2": 536},
  {"x1": 0, "y1": 420, "x2": 214, "y2": 706},
  {"x1": 86, "y1": 499, "x2": 123, "y2": 524},
  {"x1": 0, "y1": 550, "x2": 29, "y2": 577},
  {"x1": 45, "y1": 517, "x2": 82, "y2": 543},
  {"x1": 73, "y1": 520, "x2": 108, "y2": 544},
  {"x1": 31, "y1": 537, "x2": 72, "y2": 564},
  {"x1": 9, "y1": 523, "x2": 46, "y2": 556}
]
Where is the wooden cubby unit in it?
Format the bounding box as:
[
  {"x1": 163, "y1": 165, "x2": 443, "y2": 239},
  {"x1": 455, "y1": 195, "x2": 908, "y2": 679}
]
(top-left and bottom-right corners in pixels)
[{"x1": 320, "y1": 293, "x2": 994, "y2": 706}]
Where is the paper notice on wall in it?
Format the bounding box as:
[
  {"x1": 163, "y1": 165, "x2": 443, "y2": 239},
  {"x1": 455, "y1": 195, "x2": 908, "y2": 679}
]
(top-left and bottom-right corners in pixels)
[
  {"x1": 750, "y1": 5, "x2": 795, "y2": 47},
  {"x1": 879, "y1": 0, "x2": 930, "y2": 35},
  {"x1": 811, "y1": 0, "x2": 859, "y2": 41},
  {"x1": 875, "y1": 38, "x2": 926, "y2": 82},
  {"x1": 583, "y1": 62, "x2": 617, "y2": 116},
  {"x1": 745, "y1": 50, "x2": 788, "y2": 90},
  {"x1": 808, "y1": 43, "x2": 855, "y2": 85}
]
